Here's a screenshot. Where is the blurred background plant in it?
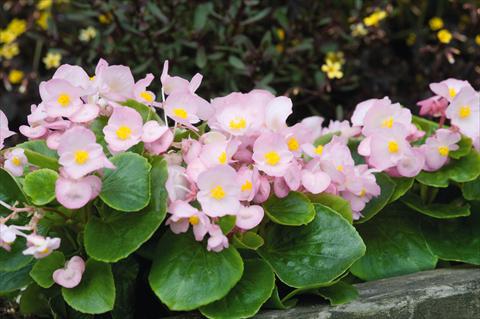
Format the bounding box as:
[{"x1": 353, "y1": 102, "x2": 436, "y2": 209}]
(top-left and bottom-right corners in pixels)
[{"x1": 1, "y1": 0, "x2": 479, "y2": 142}]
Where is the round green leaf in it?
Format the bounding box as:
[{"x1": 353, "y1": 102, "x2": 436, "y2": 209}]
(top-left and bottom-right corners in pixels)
[
  {"x1": 29, "y1": 251, "x2": 65, "y2": 288},
  {"x1": 100, "y1": 152, "x2": 152, "y2": 212},
  {"x1": 356, "y1": 173, "x2": 395, "y2": 223},
  {"x1": 422, "y1": 205, "x2": 480, "y2": 265},
  {"x1": 23, "y1": 169, "x2": 58, "y2": 206},
  {"x1": 258, "y1": 204, "x2": 365, "y2": 288},
  {"x1": 0, "y1": 264, "x2": 33, "y2": 294},
  {"x1": 232, "y1": 231, "x2": 264, "y2": 250},
  {"x1": 416, "y1": 150, "x2": 480, "y2": 188},
  {"x1": 19, "y1": 283, "x2": 51, "y2": 316},
  {"x1": 264, "y1": 286, "x2": 297, "y2": 310},
  {"x1": 316, "y1": 281, "x2": 359, "y2": 306},
  {"x1": 17, "y1": 140, "x2": 59, "y2": 170},
  {"x1": 148, "y1": 232, "x2": 244, "y2": 311},
  {"x1": 449, "y1": 135, "x2": 472, "y2": 159},
  {"x1": 351, "y1": 204, "x2": 437, "y2": 281},
  {"x1": 0, "y1": 168, "x2": 27, "y2": 214},
  {"x1": 200, "y1": 259, "x2": 275, "y2": 319},
  {"x1": 122, "y1": 99, "x2": 160, "y2": 122},
  {"x1": 463, "y1": 178, "x2": 480, "y2": 201},
  {"x1": 86, "y1": 157, "x2": 167, "y2": 262},
  {"x1": 62, "y1": 259, "x2": 115, "y2": 314},
  {"x1": 389, "y1": 177, "x2": 414, "y2": 203},
  {"x1": 0, "y1": 236, "x2": 33, "y2": 272},
  {"x1": 309, "y1": 193, "x2": 353, "y2": 223},
  {"x1": 263, "y1": 192, "x2": 315, "y2": 226},
  {"x1": 401, "y1": 192, "x2": 470, "y2": 219}
]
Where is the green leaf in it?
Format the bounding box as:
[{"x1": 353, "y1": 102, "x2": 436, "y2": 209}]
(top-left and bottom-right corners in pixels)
[
  {"x1": 23, "y1": 169, "x2": 58, "y2": 206},
  {"x1": 232, "y1": 231, "x2": 264, "y2": 250},
  {"x1": 200, "y1": 259, "x2": 275, "y2": 319},
  {"x1": 416, "y1": 150, "x2": 480, "y2": 188},
  {"x1": 309, "y1": 193, "x2": 353, "y2": 223},
  {"x1": 389, "y1": 177, "x2": 414, "y2": 203},
  {"x1": 62, "y1": 259, "x2": 115, "y2": 314},
  {"x1": 17, "y1": 140, "x2": 59, "y2": 170},
  {"x1": 401, "y1": 192, "x2": 470, "y2": 219},
  {"x1": 100, "y1": 152, "x2": 152, "y2": 212},
  {"x1": 0, "y1": 168, "x2": 27, "y2": 214},
  {"x1": 196, "y1": 46, "x2": 207, "y2": 68},
  {"x1": 228, "y1": 56, "x2": 246, "y2": 70},
  {"x1": 122, "y1": 99, "x2": 157, "y2": 122},
  {"x1": 258, "y1": 204, "x2": 365, "y2": 288},
  {"x1": 462, "y1": 178, "x2": 480, "y2": 201},
  {"x1": 90, "y1": 116, "x2": 109, "y2": 154},
  {"x1": 314, "y1": 132, "x2": 339, "y2": 146},
  {"x1": 112, "y1": 258, "x2": 139, "y2": 319},
  {"x1": 263, "y1": 192, "x2": 315, "y2": 226},
  {"x1": 316, "y1": 281, "x2": 359, "y2": 306},
  {"x1": 411, "y1": 115, "x2": 438, "y2": 139},
  {"x1": 422, "y1": 205, "x2": 480, "y2": 265},
  {"x1": 148, "y1": 232, "x2": 244, "y2": 311},
  {"x1": 193, "y1": 3, "x2": 213, "y2": 31},
  {"x1": 19, "y1": 283, "x2": 51, "y2": 316},
  {"x1": 0, "y1": 264, "x2": 33, "y2": 294},
  {"x1": 356, "y1": 173, "x2": 395, "y2": 223},
  {"x1": 263, "y1": 285, "x2": 297, "y2": 310},
  {"x1": 449, "y1": 135, "x2": 472, "y2": 159},
  {"x1": 29, "y1": 251, "x2": 65, "y2": 288},
  {"x1": 0, "y1": 237, "x2": 33, "y2": 272},
  {"x1": 86, "y1": 157, "x2": 167, "y2": 262},
  {"x1": 218, "y1": 215, "x2": 236, "y2": 234},
  {"x1": 351, "y1": 204, "x2": 437, "y2": 281},
  {"x1": 241, "y1": 8, "x2": 271, "y2": 25}
]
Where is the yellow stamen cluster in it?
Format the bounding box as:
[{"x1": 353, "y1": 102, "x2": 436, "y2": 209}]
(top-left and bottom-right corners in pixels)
[
  {"x1": 388, "y1": 141, "x2": 399, "y2": 153},
  {"x1": 189, "y1": 215, "x2": 200, "y2": 225},
  {"x1": 449, "y1": 88, "x2": 457, "y2": 98},
  {"x1": 287, "y1": 137, "x2": 300, "y2": 151},
  {"x1": 241, "y1": 180, "x2": 253, "y2": 192},
  {"x1": 74, "y1": 150, "x2": 89, "y2": 165},
  {"x1": 264, "y1": 151, "x2": 281, "y2": 166},
  {"x1": 57, "y1": 93, "x2": 71, "y2": 107},
  {"x1": 210, "y1": 186, "x2": 226, "y2": 200},
  {"x1": 438, "y1": 146, "x2": 449, "y2": 157},
  {"x1": 458, "y1": 105, "x2": 471, "y2": 118},
  {"x1": 229, "y1": 118, "x2": 247, "y2": 130},
  {"x1": 116, "y1": 126, "x2": 132, "y2": 140},
  {"x1": 381, "y1": 116, "x2": 394, "y2": 128},
  {"x1": 315, "y1": 145, "x2": 324, "y2": 155},
  {"x1": 173, "y1": 108, "x2": 188, "y2": 119},
  {"x1": 140, "y1": 91, "x2": 154, "y2": 103},
  {"x1": 218, "y1": 151, "x2": 227, "y2": 164},
  {"x1": 336, "y1": 165, "x2": 344, "y2": 172},
  {"x1": 12, "y1": 156, "x2": 22, "y2": 166}
]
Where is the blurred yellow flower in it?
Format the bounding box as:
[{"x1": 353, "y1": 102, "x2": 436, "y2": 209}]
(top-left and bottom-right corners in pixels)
[
  {"x1": 43, "y1": 52, "x2": 62, "y2": 69},
  {"x1": 275, "y1": 43, "x2": 284, "y2": 53},
  {"x1": 79, "y1": 27, "x2": 97, "y2": 42},
  {"x1": 406, "y1": 33, "x2": 416, "y2": 46},
  {"x1": 475, "y1": 35, "x2": 480, "y2": 46},
  {"x1": 37, "y1": 11, "x2": 50, "y2": 30},
  {"x1": 98, "y1": 13, "x2": 113, "y2": 24},
  {"x1": 37, "y1": 0, "x2": 53, "y2": 10},
  {"x1": 429, "y1": 17, "x2": 444, "y2": 31},
  {"x1": 276, "y1": 28, "x2": 285, "y2": 41},
  {"x1": 437, "y1": 29, "x2": 452, "y2": 44},
  {"x1": 8, "y1": 69, "x2": 24, "y2": 84},
  {"x1": 321, "y1": 60, "x2": 343, "y2": 79},
  {"x1": 8, "y1": 19, "x2": 27, "y2": 36},
  {"x1": 0, "y1": 30, "x2": 16, "y2": 44},
  {"x1": 351, "y1": 23, "x2": 367, "y2": 37},
  {"x1": 0, "y1": 43, "x2": 20, "y2": 59},
  {"x1": 363, "y1": 10, "x2": 387, "y2": 27},
  {"x1": 326, "y1": 51, "x2": 345, "y2": 65}
]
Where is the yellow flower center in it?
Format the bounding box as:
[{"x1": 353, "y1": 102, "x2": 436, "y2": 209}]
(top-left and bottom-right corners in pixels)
[
  {"x1": 241, "y1": 180, "x2": 253, "y2": 192},
  {"x1": 449, "y1": 88, "x2": 457, "y2": 98},
  {"x1": 12, "y1": 156, "x2": 22, "y2": 166},
  {"x1": 40, "y1": 247, "x2": 50, "y2": 254},
  {"x1": 89, "y1": 75, "x2": 95, "y2": 81},
  {"x1": 229, "y1": 117, "x2": 246, "y2": 130},
  {"x1": 336, "y1": 165, "x2": 344, "y2": 172},
  {"x1": 359, "y1": 188, "x2": 366, "y2": 197},
  {"x1": 315, "y1": 145, "x2": 324, "y2": 155},
  {"x1": 381, "y1": 116, "x2": 394, "y2": 128},
  {"x1": 116, "y1": 126, "x2": 132, "y2": 140},
  {"x1": 173, "y1": 108, "x2": 188, "y2": 119},
  {"x1": 57, "y1": 93, "x2": 71, "y2": 107},
  {"x1": 388, "y1": 141, "x2": 399, "y2": 153},
  {"x1": 438, "y1": 146, "x2": 449, "y2": 157},
  {"x1": 74, "y1": 150, "x2": 89, "y2": 165},
  {"x1": 264, "y1": 151, "x2": 281, "y2": 166},
  {"x1": 218, "y1": 151, "x2": 227, "y2": 164},
  {"x1": 459, "y1": 105, "x2": 471, "y2": 118},
  {"x1": 287, "y1": 137, "x2": 300, "y2": 151},
  {"x1": 210, "y1": 186, "x2": 226, "y2": 200},
  {"x1": 189, "y1": 215, "x2": 200, "y2": 225},
  {"x1": 140, "y1": 91, "x2": 154, "y2": 102}
]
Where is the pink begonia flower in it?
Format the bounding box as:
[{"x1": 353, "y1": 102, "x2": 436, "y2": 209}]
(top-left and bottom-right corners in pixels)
[
  {"x1": 252, "y1": 133, "x2": 294, "y2": 177},
  {"x1": 429, "y1": 78, "x2": 472, "y2": 102},
  {"x1": 362, "y1": 101, "x2": 412, "y2": 136},
  {"x1": 322, "y1": 120, "x2": 361, "y2": 139},
  {"x1": 96, "y1": 62, "x2": 135, "y2": 101},
  {"x1": 197, "y1": 165, "x2": 241, "y2": 217},
  {"x1": 265, "y1": 96, "x2": 293, "y2": 132},
  {"x1": 417, "y1": 96, "x2": 448, "y2": 117},
  {"x1": 351, "y1": 97, "x2": 391, "y2": 127},
  {"x1": 207, "y1": 224, "x2": 229, "y2": 252},
  {"x1": 163, "y1": 91, "x2": 212, "y2": 127},
  {"x1": 46, "y1": 132, "x2": 63, "y2": 150},
  {"x1": 103, "y1": 107, "x2": 143, "y2": 152},
  {"x1": 55, "y1": 171, "x2": 102, "y2": 209},
  {"x1": 40, "y1": 79, "x2": 85, "y2": 118},
  {"x1": 281, "y1": 123, "x2": 313, "y2": 156},
  {"x1": 283, "y1": 161, "x2": 302, "y2": 191},
  {"x1": 161, "y1": 60, "x2": 204, "y2": 95},
  {"x1": 165, "y1": 165, "x2": 194, "y2": 202},
  {"x1": 301, "y1": 161, "x2": 331, "y2": 194},
  {"x1": 237, "y1": 166, "x2": 260, "y2": 201},
  {"x1": 0, "y1": 224, "x2": 17, "y2": 251},
  {"x1": 236, "y1": 205, "x2": 264, "y2": 230},
  {"x1": 253, "y1": 175, "x2": 271, "y2": 204},
  {"x1": 406, "y1": 123, "x2": 426, "y2": 142},
  {"x1": 142, "y1": 121, "x2": 174, "y2": 155},
  {"x1": 199, "y1": 138, "x2": 239, "y2": 168},
  {"x1": 215, "y1": 105, "x2": 256, "y2": 136},
  {"x1": 445, "y1": 86, "x2": 480, "y2": 139},
  {"x1": 319, "y1": 136, "x2": 355, "y2": 186},
  {"x1": 302, "y1": 142, "x2": 326, "y2": 159},
  {"x1": 69, "y1": 104, "x2": 100, "y2": 123},
  {"x1": 341, "y1": 165, "x2": 380, "y2": 217},
  {"x1": 53, "y1": 256, "x2": 86, "y2": 289},
  {"x1": 0, "y1": 110, "x2": 16, "y2": 149},
  {"x1": 166, "y1": 201, "x2": 210, "y2": 241},
  {"x1": 299, "y1": 116, "x2": 324, "y2": 141},
  {"x1": 274, "y1": 177, "x2": 290, "y2": 198},
  {"x1": 134, "y1": 73, "x2": 158, "y2": 105},
  {"x1": 23, "y1": 234, "x2": 61, "y2": 259},
  {"x1": 4, "y1": 148, "x2": 28, "y2": 177},
  {"x1": 52, "y1": 64, "x2": 93, "y2": 93},
  {"x1": 394, "y1": 147, "x2": 425, "y2": 177},
  {"x1": 182, "y1": 139, "x2": 202, "y2": 164},
  {"x1": 58, "y1": 126, "x2": 114, "y2": 179},
  {"x1": 365, "y1": 125, "x2": 411, "y2": 171},
  {"x1": 421, "y1": 129, "x2": 461, "y2": 171}
]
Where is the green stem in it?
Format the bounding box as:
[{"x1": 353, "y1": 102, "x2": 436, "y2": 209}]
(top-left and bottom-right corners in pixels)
[{"x1": 420, "y1": 184, "x2": 429, "y2": 203}]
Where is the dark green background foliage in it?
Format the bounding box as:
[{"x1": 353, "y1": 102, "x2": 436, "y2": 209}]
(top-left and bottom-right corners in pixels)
[{"x1": 1, "y1": 0, "x2": 479, "y2": 138}]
